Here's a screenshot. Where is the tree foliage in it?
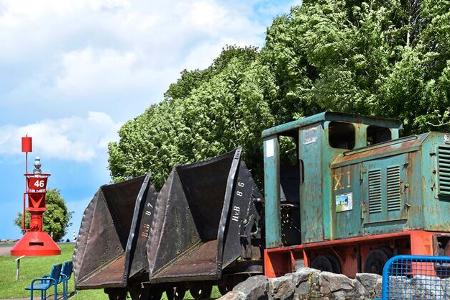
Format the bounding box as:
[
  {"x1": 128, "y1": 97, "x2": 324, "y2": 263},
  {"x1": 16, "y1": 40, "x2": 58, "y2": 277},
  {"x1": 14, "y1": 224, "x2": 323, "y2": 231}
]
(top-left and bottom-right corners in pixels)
[
  {"x1": 15, "y1": 189, "x2": 72, "y2": 242},
  {"x1": 109, "y1": 46, "x2": 276, "y2": 187},
  {"x1": 109, "y1": 0, "x2": 450, "y2": 186}
]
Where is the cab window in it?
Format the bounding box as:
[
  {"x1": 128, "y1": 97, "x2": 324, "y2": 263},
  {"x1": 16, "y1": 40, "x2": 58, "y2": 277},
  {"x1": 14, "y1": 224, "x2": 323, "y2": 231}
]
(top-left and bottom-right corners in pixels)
[
  {"x1": 367, "y1": 125, "x2": 391, "y2": 146},
  {"x1": 328, "y1": 122, "x2": 355, "y2": 150}
]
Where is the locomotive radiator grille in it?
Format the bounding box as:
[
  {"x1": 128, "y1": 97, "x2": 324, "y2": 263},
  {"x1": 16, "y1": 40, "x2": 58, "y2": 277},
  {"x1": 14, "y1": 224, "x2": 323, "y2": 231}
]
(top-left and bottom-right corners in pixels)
[
  {"x1": 368, "y1": 169, "x2": 382, "y2": 214},
  {"x1": 437, "y1": 145, "x2": 450, "y2": 197},
  {"x1": 386, "y1": 166, "x2": 401, "y2": 211}
]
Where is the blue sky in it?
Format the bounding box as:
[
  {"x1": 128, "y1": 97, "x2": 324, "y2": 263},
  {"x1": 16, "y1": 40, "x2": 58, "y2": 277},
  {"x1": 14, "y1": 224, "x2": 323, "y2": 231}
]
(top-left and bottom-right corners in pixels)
[{"x1": 0, "y1": 0, "x2": 299, "y2": 240}]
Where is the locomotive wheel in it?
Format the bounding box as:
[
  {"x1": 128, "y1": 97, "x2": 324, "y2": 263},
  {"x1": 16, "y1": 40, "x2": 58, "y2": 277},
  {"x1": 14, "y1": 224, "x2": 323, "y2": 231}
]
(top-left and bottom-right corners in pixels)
[
  {"x1": 436, "y1": 239, "x2": 450, "y2": 278},
  {"x1": 364, "y1": 249, "x2": 391, "y2": 275},
  {"x1": 327, "y1": 254, "x2": 341, "y2": 274},
  {"x1": 435, "y1": 262, "x2": 450, "y2": 279},
  {"x1": 166, "y1": 286, "x2": 186, "y2": 300},
  {"x1": 311, "y1": 255, "x2": 341, "y2": 273},
  {"x1": 190, "y1": 284, "x2": 212, "y2": 299}
]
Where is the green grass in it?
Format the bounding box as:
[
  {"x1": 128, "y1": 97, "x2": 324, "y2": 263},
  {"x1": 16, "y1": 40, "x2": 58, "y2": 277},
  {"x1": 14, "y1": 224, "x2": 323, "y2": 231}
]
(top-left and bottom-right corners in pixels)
[
  {"x1": 0, "y1": 243, "x2": 105, "y2": 299},
  {"x1": 0, "y1": 244, "x2": 222, "y2": 299}
]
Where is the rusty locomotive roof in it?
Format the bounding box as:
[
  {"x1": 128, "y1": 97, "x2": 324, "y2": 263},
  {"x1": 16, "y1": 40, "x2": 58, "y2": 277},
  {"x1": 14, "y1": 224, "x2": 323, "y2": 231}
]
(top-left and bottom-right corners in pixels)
[
  {"x1": 331, "y1": 133, "x2": 429, "y2": 168},
  {"x1": 262, "y1": 111, "x2": 402, "y2": 138}
]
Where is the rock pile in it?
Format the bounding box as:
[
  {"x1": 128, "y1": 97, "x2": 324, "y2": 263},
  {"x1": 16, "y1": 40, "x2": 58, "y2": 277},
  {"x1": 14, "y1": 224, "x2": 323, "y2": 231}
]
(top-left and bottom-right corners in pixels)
[
  {"x1": 219, "y1": 268, "x2": 382, "y2": 300},
  {"x1": 387, "y1": 275, "x2": 450, "y2": 299}
]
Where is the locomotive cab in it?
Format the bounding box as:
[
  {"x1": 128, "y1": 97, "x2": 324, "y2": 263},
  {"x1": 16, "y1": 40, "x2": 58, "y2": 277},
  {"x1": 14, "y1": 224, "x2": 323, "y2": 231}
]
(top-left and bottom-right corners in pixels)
[{"x1": 263, "y1": 112, "x2": 401, "y2": 247}]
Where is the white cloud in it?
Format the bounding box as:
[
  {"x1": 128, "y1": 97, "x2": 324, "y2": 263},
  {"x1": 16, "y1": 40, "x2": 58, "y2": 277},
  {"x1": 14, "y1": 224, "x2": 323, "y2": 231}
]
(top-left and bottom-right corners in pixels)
[
  {"x1": 56, "y1": 48, "x2": 142, "y2": 96},
  {"x1": 0, "y1": 0, "x2": 299, "y2": 123},
  {"x1": 182, "y1": 1, "x2": 228, "y2": 31},
  {"x1": 0, "y1": 0, "x2": 300, "y2": 240},
  {"x1": 0, "y1": 112, "x2": 121, "y2": 161}
]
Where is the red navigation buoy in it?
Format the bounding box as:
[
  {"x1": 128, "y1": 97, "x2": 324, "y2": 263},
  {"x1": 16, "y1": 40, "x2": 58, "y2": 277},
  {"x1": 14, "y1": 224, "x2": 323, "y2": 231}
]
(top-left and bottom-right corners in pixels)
[{"x1": 10, "y1": 137, "x2": 61, "y2": 256}]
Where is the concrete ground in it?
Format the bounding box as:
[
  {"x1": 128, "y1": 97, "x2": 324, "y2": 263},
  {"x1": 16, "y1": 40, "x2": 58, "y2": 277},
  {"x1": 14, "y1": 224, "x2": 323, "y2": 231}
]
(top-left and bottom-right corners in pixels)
[{"x1": 0, "y1": 245, "x2": 12, "y2": 256}]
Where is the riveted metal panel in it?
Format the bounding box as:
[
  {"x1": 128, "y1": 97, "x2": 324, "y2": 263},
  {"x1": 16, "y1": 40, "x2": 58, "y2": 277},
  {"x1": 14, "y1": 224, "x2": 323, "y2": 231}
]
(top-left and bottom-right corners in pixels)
[
  {"x1": 362, "y1": 154, "x2": 408, "y2": 234},
  {"x1": 332, "y1": 164, "x2": 362, "y2": 239},
  {"x1": 299, "y1": 124, "x2": 324, "y2": 243},
  {"x1": 264, "y1": 137, "x2": 282, "y2": 248},
  {"x1": 421, "y1": 133, "x2": 450, "y2": 231}
]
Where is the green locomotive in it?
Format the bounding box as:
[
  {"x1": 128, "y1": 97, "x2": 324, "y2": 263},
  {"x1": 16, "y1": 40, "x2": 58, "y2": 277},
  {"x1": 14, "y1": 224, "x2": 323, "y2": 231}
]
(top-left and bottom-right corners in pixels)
[{"x1": 263, "y1": 112, "x2": 450, "y2": 277}]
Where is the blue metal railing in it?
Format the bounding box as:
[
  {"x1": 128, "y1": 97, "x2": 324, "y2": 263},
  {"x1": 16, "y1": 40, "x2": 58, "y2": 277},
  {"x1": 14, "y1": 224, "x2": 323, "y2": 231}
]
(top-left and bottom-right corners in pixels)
[{"x1": 381, "y1": 255, "x2": 450, "y2": 299}]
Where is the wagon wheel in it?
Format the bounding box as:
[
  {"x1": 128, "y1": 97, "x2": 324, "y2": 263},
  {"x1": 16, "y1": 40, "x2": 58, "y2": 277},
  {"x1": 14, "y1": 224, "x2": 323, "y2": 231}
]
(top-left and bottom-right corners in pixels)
[
  {"x1": 218, "y1": 274, "x2": 247, "y2": 296},
  {"x1": 147, "y1": 288, "x2": 163, "y2": 300},
  {"x1": 190, "y1": 284, "x2": 212, "y2": 299},
  {"x1": 218, "y1": 281, "x2": 232, "y2": 296},
  {"x1": 166, "y1": 286, "x2": 186, "y2": 300},
  {"x1": 104, "y1": 288, "x2": 127, "y2": 300},
  {"x1": 128, "y1": 285, "x2": 145, "y2": 300},
  {"x1": 218, "y1": 277, "x2": 240, "y2": 296}
]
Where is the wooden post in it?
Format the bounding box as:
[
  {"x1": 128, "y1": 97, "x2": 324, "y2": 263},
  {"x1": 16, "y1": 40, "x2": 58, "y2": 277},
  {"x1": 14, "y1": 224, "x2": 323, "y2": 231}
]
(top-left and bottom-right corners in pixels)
[{"x1": 15, "y1": 255, "x2": 25, "y2": 281}]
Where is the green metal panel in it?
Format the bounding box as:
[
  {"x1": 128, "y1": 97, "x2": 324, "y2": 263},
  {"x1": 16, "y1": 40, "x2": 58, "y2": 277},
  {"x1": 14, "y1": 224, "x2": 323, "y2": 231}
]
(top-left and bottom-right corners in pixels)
[
  {"x1": 299, "y1": 124, "x2": 324, "y2": 243},
  {"x1": 354, "y1": 123, "x2": 367, "y2": 149},
  {"x1": 332, "y1": 135, "x2": 426, "y2": 168},
  {"x1": 404, "y1": 150, "x2": 422, "y2": 230},
  {"x1": 322, "y1": 122, "x2": 347, "y2": 240},
  {"x1": 328, "y1": 131, "x2": 450, "y2": 238},
  {"x1": 324, "y1": 122, "x2": 366, "y2": 240},
  {"x1": 420, "y1": 133, "x2": 450, "y2": 231},
  {"x1": 361, "y1": 154, "x2": 408, "y2": 234},
  {"x1": 321, "y1": 146, "x2": 334, "y2": 240},
  {"x1": 263, "y1": 136, "x2": 282, "y2": 248},
  {"x1": 332, "y1": 165, "x2": 362, "y2": 239}
]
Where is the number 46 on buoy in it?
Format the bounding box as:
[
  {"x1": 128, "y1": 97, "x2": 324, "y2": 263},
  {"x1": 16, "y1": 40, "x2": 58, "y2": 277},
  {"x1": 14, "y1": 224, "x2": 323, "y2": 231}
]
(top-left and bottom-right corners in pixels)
[{"x1": 27, "y1": 177, "x2": 48, "y2": 190}]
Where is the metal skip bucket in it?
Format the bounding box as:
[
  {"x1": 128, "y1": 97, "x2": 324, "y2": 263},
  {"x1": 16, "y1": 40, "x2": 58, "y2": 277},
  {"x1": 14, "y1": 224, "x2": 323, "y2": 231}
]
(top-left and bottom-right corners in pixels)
[
  {"x1": 73, "y1": 174, "x2": 158, "y2": 289},
  {"x1": 146, "y1": 148, "x2": 263, "y2": 283}
]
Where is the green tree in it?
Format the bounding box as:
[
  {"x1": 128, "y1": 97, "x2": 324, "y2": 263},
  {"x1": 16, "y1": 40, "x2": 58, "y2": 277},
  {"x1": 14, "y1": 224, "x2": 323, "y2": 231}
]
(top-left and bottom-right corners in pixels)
[
  {"x1": 109, "y1": 47, "x2": 276, "y2": 187},
  {"x1": 164, "y1": 45, "x2": 258, "y2": 102},
  {"x1": 261, "y1": 0, "x2": 450, "y2": 133},
  {"x1": 109, "y1": 0, "x2": 450, "y2": 186},
  {"x1": 15, "y1": 189, "x2": 72, "y2": 242}
]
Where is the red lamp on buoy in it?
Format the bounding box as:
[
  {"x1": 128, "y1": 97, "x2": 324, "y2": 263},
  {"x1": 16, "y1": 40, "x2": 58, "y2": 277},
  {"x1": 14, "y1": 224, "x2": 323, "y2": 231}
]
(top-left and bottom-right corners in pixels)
[{"x1": 10, "y1": 136, "x2": 61, "y2": 256}]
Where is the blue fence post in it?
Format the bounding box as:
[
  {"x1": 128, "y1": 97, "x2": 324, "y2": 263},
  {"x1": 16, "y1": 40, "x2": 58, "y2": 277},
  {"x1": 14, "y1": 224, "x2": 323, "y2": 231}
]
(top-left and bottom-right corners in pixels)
[{"x1": 381, "y1": 255, "x2": 396, "y2": 298}]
